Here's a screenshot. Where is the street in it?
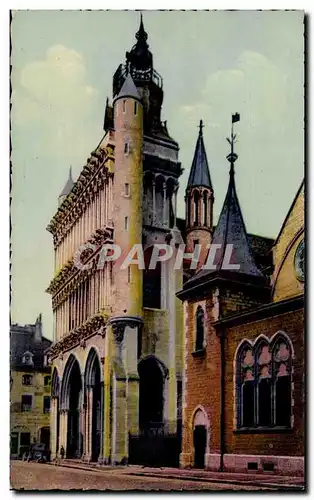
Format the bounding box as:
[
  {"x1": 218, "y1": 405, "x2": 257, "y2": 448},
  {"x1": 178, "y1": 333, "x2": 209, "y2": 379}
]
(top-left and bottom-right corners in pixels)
[{"x1": 10, "y1": 461, "x2": 276, "y2": 491}]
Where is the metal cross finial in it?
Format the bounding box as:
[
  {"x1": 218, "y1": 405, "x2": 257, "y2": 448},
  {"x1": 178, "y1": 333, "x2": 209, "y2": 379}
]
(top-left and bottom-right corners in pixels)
[{"x1": 198, "y1": 119, "x2": 204, "y2": 135}]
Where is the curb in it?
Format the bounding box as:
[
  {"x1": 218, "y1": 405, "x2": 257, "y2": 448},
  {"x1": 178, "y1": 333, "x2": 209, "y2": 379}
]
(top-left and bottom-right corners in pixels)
[{"x1": 47, "y1": 462, "x2": 304, "y2": 491}]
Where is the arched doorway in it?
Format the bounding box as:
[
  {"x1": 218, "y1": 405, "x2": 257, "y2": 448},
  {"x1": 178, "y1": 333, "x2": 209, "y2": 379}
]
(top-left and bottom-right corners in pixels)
[
  {"x1": 138, "y1": 356, "x2": 166, "y2": 432},
  {"x1": 193, "y1": 408, "x2": 208, "y2": 469},
  {"x1": 40, "y1": 427, "x2": 50, "y2": 448},
  {"x1": 85, "y1": 348, "x2": 102, "y2": 462},
  {"x1": 61, "y1": 356, "x2": 82, "y2": 458}
]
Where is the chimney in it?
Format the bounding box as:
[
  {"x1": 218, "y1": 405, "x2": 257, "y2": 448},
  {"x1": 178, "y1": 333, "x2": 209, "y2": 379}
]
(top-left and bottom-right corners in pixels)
[{"x1": 34, "y1": 313, "x2": 42, "y2": 343}]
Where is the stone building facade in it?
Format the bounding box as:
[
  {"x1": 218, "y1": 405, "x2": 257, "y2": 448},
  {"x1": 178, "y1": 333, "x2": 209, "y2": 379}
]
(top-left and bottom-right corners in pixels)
[
  {"x1": 46, "y1": 17, "x2": 184, "y2": 465},
  {"x1": 10, "y1": 315, "x2": 52, "y2": 457}
]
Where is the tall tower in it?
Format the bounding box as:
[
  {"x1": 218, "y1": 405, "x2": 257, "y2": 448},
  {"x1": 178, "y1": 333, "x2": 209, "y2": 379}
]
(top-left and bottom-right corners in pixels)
[
  {"x1": 112, "y1": 73, "x2": 143, "y2": 319},
  {"x1": 186, "y1": 121, "x2": 214, "y2": 263}
]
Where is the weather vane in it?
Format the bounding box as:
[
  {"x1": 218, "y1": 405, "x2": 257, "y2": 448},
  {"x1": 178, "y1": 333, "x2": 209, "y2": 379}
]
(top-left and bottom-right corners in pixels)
[{"x1": 226, "y1": 113, "x2": 240, "y2": 169}]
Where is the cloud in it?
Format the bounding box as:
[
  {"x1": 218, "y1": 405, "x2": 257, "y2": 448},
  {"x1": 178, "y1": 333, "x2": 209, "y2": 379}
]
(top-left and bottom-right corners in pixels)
[
  {"x1": 180, "y1": 51, "x2": 288, "y2": 130},
  {"x1": 12, "y1": 45, "x2": 100, "y2": 166}
]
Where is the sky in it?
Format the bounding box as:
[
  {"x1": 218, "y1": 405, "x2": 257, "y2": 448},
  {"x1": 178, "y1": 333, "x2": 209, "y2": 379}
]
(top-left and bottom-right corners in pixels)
[{"x1": 10, "y1": 10, "x2": 304, "y2": 339}]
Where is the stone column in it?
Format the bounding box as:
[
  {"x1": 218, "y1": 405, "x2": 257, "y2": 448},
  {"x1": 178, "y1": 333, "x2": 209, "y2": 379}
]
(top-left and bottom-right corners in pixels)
[
  {"x1": 152, "y1": 179, "x2": 156, "y2": 225},
  {"x1": 50, "y1": 398, "x2": 57, "y2": 459},
  {"x1": 163, "y1": 182, "x2": 167, "y2": 226},
  {"x1": 98, "y1": 381, "x2": 105, "y2": 464},
  {"x1": 60, "y1": 409, "x2": 68, "y2": 457}
]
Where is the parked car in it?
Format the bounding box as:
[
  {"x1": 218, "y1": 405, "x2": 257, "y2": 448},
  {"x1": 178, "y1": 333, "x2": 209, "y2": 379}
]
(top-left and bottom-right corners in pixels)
[{"x1": 25, "y1": 443, "x2": 51, "y2": 463}]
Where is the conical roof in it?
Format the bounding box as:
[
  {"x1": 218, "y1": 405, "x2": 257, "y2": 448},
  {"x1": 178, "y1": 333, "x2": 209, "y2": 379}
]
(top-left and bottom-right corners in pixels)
[
  {"x1": 209, "y1": 168, "x2": 264, "y2": 277},
  {"x1": 114, "y1": 72, "x2": 141, "y2": 102},
  {"x1": 187, "y1": 121, "x2": 212, "y2": 189},
  {"x1": 59, "y1": 167, "x2": 74, "y2": 198}
]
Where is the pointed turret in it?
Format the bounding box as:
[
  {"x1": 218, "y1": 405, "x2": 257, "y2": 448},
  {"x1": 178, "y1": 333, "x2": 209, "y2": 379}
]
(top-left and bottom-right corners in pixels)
[
  {"x1": 209, "y1": 161, "x2": 264, "y2": 279},
  {"x1": 114, "y1": 72, "x2": 141, "y2": 103},
  {"x1": 58, "y1": 167, "x2": 74, "y2": 206},
  {"x1": 187, "y1": 120, "x2": 212, "y2": 189},
  {"x1": 185, "y1": 121, "x2": 214, "y2": 264}
]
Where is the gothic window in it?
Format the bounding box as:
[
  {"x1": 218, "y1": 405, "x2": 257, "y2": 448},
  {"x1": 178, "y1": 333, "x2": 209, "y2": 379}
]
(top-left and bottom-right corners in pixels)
[
  {"x1": 134, "y1": 101, "x2": 138, "y2": 116},
  {"x1": 124, "y1": 142, "x2": 129, "y2": 155},
  {"x1": 237, "y1": 334, "x2": 292, "y2": 429},
  {"x1": 122, "y1": 99, "x2": 126, "y2": 113},
  {"x1": 22, "y1": 374, "x2": 32, "y2": 386},
  {"x1": 195, "y1": 306, "x2": 205, "y2": 351},
  {"x1": 194, "y1": 192, "x2": 199, "y2": 226},
  {"x1": 203, "y1": 192, "x2": 208, "y2": 226}
]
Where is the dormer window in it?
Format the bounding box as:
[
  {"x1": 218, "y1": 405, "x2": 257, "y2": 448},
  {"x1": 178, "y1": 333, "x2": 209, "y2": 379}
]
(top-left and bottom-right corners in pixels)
[{"x1": 22, "y1": 351, "x2": 34, "y2": 366}]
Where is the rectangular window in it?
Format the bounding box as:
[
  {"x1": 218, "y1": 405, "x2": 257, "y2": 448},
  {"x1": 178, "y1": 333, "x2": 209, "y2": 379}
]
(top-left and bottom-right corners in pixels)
[
  {"x1": 122, "y1": 99, "x2": 126, "y2": 113},
  {"x1": 134, "y1": 101, "x2": 138, "y2": 115},
  {"x1": 124, "y1": 143, "x2": 129, "y2": 155},
  {"x1": 43, "y1": 396, "x2": 50, "y2": 414},
  {"x1": 21, "y1": 395, "x2": 32, "y2": 412},
  {"x1": 22, "y1": 375, "x2": 32, "y2": 386},
  {"x1": 125, "y1": 183, "x2": 130, "y2": 196},
  {"x1": 125, "y1": 216, "x2": 128, "y2": 230},
  {"x1": 128, "y1": 266, "x2": 131, "y2": 283}
]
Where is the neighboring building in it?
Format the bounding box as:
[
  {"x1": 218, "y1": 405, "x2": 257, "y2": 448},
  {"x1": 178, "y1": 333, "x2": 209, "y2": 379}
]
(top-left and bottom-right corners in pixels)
[
  {"x1": 45, "y1": 15, "x2": 287, "y2": 468},
  {"x1": 177, "y1": 127, "x2": 304, "y2": 476},
  {"x1": 10, "y1": 314, "x2": 52, "y2": 458}
]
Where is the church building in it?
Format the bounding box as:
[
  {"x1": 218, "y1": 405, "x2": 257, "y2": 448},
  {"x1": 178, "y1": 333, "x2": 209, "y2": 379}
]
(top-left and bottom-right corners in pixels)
[
  {"x1": 46, "y1": 15, "x2": 303, "y2": 471},
  {"x1": 46, "y1": 16, "x2": 184, "y2": 466}
]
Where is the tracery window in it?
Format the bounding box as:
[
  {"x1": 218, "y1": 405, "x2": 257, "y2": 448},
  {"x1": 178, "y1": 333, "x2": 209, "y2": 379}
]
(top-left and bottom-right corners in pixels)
[
  {"x1": 237, "y1": 333, "x2": 292, "y2": 429},
  {"x1": 195, "y1": 306, "x2": 205, "y2": 351}
]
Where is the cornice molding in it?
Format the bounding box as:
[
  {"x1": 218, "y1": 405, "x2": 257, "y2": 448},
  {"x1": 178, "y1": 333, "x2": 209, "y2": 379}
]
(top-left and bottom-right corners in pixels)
[
  {"x1": 47, "y1": 312, "x2": 108, "y2": 360},
  {"x1": 46, "y1": 226, "x2": 114, "y2": 303},
  {"x1": 46, "y1": 145, "x2": 114, "y2": 247}
]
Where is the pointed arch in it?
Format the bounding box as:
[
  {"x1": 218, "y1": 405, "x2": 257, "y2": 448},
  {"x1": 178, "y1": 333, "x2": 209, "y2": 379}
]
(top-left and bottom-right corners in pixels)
[
  {"x1": 195, "y1": 306, "x2": 205, "y2": 351},
  {"x1": 235, "y1": 332, "x2": 294, "y2": 429},
  {"x1": 60, "y1": 354, "x2": 82, "y2": 410},
  {"x1": 84, "y1": 347, "x2": 102, "y2": 387},
  {"x1": 51, "y1": 367, "x2": 60, "y2": 399},
  {"x1": 138, "y1": 355, "x2": 168, "y2": 430}
]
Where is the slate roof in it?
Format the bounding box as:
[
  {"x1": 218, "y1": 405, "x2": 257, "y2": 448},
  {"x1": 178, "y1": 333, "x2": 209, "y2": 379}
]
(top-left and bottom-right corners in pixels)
[
  {"x1": 59, "y1": 167, "x2": 74, "y2": 198},
  {"x1": 184, "y1": 166, "x2": 267, "y2": 289},
  {"x1": 10, "y1": 321, "x2": 51, "y2": 372},
  {"x1": 187, "y1": 121, "x2": 212, "y2": 189},
  {"x1": 115, "y1": 72, "x2": 141, "y2": 102}
]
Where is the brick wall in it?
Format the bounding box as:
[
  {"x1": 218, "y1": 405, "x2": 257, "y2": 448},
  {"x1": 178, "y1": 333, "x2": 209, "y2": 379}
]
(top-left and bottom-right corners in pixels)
[{"x1": 224, "y1": 308, "x2": 304, "y2": 457}]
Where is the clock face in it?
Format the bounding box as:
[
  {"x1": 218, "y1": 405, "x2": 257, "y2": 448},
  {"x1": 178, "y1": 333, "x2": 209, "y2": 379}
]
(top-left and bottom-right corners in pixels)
[{"x1": 294, "y1": 239, "x2": 305, "y2": 282}]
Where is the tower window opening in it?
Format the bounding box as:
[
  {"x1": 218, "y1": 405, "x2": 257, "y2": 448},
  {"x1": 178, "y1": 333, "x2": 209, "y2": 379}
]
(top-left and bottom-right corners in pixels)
[
  {"x1": 125, "y1": 183, "x2": 130, "y2": 196},
  {"x1": 134, "y1": 101, "x2": 138, "y2": 115},
  {"x1": 124, "y1": 143, "x2": 129, "y2": 155},
  {"x1": 122, "y1": 99, "x2": 126, "y2": 113},
  {"x1": 193, "y1": 239, "x2": 199, "y2": 250},
  {"x1": 203, "y1": 192, "x2": 208, "y2": 226},
  {"x1": 128, "y1": 267, "x2": 131, "y2": 283},
  {"x1": 125, "y1": 216, "x2": 129, "y2": 230}
]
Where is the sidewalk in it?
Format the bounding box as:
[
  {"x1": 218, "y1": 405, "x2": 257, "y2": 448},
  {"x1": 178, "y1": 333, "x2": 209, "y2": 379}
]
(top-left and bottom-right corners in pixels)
[{"x1": 53, "y1": 460, "x2": 305, "y2": 490}]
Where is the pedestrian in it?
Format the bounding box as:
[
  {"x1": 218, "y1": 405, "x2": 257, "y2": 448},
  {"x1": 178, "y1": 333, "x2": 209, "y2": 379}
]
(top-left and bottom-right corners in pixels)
[{"x1": 60, "y1": 445, "x2": 65, "y2": 460}]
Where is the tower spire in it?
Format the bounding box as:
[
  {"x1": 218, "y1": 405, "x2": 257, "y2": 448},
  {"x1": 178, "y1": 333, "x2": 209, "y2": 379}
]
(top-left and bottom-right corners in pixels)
[
  {"x1": 187, "y1": 120, "x2": 212, "y2": 189},
  {"x1": 136, "y1": 12, "x2": 148, "y2": 42}
]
